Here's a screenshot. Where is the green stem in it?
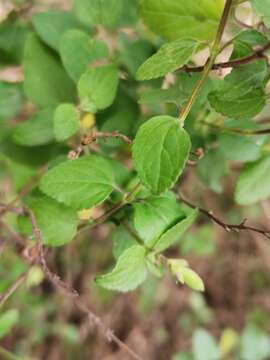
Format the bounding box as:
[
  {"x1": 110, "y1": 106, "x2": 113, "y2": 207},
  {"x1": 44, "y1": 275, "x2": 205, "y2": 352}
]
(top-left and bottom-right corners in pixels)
[
  {"x1": 76, "y1": 182, "x2": 141, "y2": 237},
  {"x1": 121, "y1": 220, "x2": 145, "y2": 247},
  {"x1": 179, "y1": 0, "x2": 234, "y2": 125}
]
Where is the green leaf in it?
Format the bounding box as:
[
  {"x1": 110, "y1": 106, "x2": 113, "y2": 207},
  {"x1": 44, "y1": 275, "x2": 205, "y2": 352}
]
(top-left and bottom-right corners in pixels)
[
  {"x1": 139, "y1": 86, "x2": 187, "y2": 106},
  {"x1": 193, "y1": 329, "x2": 220, "y2": 360},
  {"x1": 0, "y1": 82, "x2": 23, "y2": 120},
  {"x1": 139, "y1": 72, "x2": 213, "y2": 108},
  {"x1": 136, "y1": 38, "x2": 199, "y2": 80},
  {"x1": 60, "y1": 30, "x2": 109, "y2": 82},
  {"x1": 210, "y1": 88, "x2": 266, "y2": 119},
  {"x1": 209, "y1": 61, "x2": 267, "y2": 119},
  {"x1": 197, "y1": 149, "x2": 227, "y2": 193},
  {"x1": 78, "y1": 65, "x2": 119, "y2": 113},
  {"x1": 133, "y1": 193, "x2": 185, "y2": 247},
  {"x1": 95, "y1": 245, "x2": 147, "y2": 292},
  {"x1": 0, "y1": 309, "x2": 19, "y2": 338},
  {"x1": 251, "y1": 0, "x2": 270, "y2": 28},
  {"x1": 32, "y1": 10, "x2": 80, "y2": 51},
  {"x1": 180, "y1": 225, "x2": 216, "y2": 256},
  {"x1": 240, "y1": 325, "x2": 270, "y2": 360},
  {"x1": 98, "y1": 89, "x2": 139, "y2": 149},
  {"x1": 153, "y1": 209, "x2": 198, "y2": 252},
  {"x1": 218, "y1": 120, "x2": 265, "y2": 163},
  {"x1": 40, "y1": 155, "x2": 114, "y2": 210},
  {"x1": 132, "y1": 116, "x2": 191, "y2": 194},
  {"x1": 108, "y1": 158, "x2": 131, "y2": 186},
  {"x1": 73, "y1": 0, "x2": 124, "y2": 28},
  {"x1": 231, "y1": 29, "x2": 268, "y2": 59},
  {"x1": 140, "y1": 0, "x2": 224, "y2": 42},
  {"x1": 235, "y1": 157, "x2": 270, "y2": 205},
  {"x1": 119, "y1": 36, "x2": 153, "y2": 76},
  {"x1": 112, "y1": 224, "x2": 137, "y2": 259},
  {"x1": 172, "y1": 352, "x2": 193, "y2": 360},
  {"x1": 218, "y1": 91, "x2": 266, "y2": 120},
  {"x1": 213, "y1": 60, "x2": 267, "y2": 97},
  {"x1": 25, "y1": 193, "x2": 79, "y2": 246},
  {"x1": 23, "y1": 34, "x2": 76, "y2": 107},
  {"x1": 54, "y1": 104, "x2": 80, "y2": 142},
  {"x1": 0, "y1": 17, "x2": 29, "y2": 65},
  {"x1": 13, "y1": 108, "x2": 54, "y2": 147}
]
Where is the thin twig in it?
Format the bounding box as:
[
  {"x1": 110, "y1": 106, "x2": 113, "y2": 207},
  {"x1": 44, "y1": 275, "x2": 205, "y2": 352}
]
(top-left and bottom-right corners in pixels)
[
  {"x1": 179, "y1": 193, "x2": 270, "y2": 240},
  {"x1": 180, "y1": 42, "x2": 270, "y2": 73},
  {"x1": 201, "y1": 120, "x2": 270, "y2": 136},
  {"x1": 77, "y1": 182, "x2": 141, "y2": 237},
  {"x1": 0, "y1": 271, "x2": 29, "y2": 309},
  {"x1": 25, "y1": 207, "x2": 142, "y2": 360},
  {"x1": 0, "y1": 219, "x2": 25, "y2": 246},
  {"x1": 68, "y1": 131, "x2": 132, "y2": 159}
]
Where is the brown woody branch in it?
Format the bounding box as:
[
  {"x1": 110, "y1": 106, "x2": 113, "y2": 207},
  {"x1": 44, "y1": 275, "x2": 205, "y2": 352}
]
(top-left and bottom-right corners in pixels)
[
  {"x1": 179, "y1": 42, "x2": 270, "y2": 73},
  {"x1": 25, "y1": 207, "x2": 142, "y2": 360},
  {"x1": 68, "y1": 131, "x2": 132, "y2": 160},
  {"x1": 179, "y1": 193, "x2": 270, "y2": 240}
]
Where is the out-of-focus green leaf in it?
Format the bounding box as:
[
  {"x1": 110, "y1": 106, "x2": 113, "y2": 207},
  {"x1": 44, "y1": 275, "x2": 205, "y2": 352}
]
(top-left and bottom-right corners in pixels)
[
  {"x1": 24, "y1": 193, "x2": 79, "y2": 246},
  {"x1": 73, "y1": 0, "x2": 124, "y2": 28},
  {"x1": 140, "y1": 0, "x2": 224, "y2": 41},
  {"x1": 235, "y1": 157, "x2": 270, "y2": 205},
  {"x1": 54, "y1": 104, "x2": 80, "y2": 142},
  {"x1": 251, "y1": 0, "x2": 270, "y2": 28},
  {"x1": 32, "y1": 10, "x2": 80, "y2": 50},
  {"x1": 0, "y1": 82, "x2": 23, "y2": 119},
  {"x1": 193, "y1": 328, "x2": 220, "y2": 360},
  {"x1": 23, "y1": 34, "x2": 76, "y2": 107},
  {"x1": 197, "y1": 149, "x2": 227, "y2": 193},
  {"x1": 0, "y1": 309, "x2": 19, "y2": 339},
  {"x1": 218, "y1": 119, "x2": 266, "y2": 163},
  {"x1": 240, "y1": 325, "x2": 270, "y2": 360},
  {"x1": 60, "y1": 30, "x2": 109, "y2": 82},
  {"x1": 13, "y1": 108, "x2": 55, "y2": 147}
]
